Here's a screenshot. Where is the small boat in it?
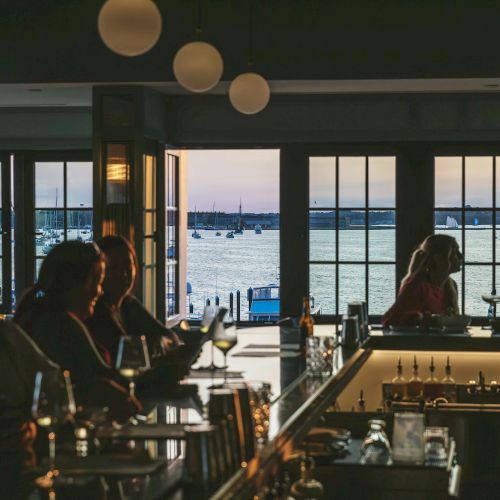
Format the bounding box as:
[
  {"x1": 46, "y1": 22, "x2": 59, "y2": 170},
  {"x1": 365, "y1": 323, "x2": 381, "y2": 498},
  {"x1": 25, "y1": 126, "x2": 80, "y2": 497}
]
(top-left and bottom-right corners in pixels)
[
  {"x1": 248, "y1": 284, "x2": 321, "y2": 322},
  {"x1": 226, "y1": 231, "x2": 234, "y2": 239},
  {"x1": 234, "y1": 227, "x2": 243, "y2": 235},
  {"x1": 192, "y1": 230, "x2": 202, "y2": 239},
  {"x1": 215, "y1": 231, "x2": 222, "y2": 236},
  {"x1": 254, "y1": 224, "x2": 262, "y2": 234},
  {"x1": 446, "y1": 216, "x2": 459, "y2": 229}
]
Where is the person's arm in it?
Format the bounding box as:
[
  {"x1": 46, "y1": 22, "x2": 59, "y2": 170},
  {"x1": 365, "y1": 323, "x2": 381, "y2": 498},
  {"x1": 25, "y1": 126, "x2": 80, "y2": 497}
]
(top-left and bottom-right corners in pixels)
[
  {"x1": 382, "y1": 279, "x2": 424, "y2": 327},
  {"x1": 61, "y1": 314, "x2": 123, "y2": 386},
  {"x1": 122, "y1": 295, "x2": 181, "y2": 348}
]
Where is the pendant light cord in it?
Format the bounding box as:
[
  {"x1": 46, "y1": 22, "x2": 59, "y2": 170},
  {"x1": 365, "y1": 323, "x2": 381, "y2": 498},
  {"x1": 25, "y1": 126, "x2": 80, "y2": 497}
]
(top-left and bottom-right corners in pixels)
[
  {"x1": 196, "y1": 0, "x2": 203, "y2": 36},
  {"x1": 248, "y1": 0, "x2": 254, "y2": 66}
]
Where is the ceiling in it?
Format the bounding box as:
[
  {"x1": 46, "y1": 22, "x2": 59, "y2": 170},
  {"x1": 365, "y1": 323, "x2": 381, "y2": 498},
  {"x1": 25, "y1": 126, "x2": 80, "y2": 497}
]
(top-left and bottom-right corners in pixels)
[{"x1": 2, "y1": 78, "x2": 500, "y2": 108}]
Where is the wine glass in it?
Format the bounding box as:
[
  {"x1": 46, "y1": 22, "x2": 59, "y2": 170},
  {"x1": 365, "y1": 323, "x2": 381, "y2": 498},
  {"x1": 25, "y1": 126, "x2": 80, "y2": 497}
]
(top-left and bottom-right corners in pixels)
[
  {"x1": 482, "y1": 292, "x2": 500, "y2": 320},
  {"x1": 194, "y1": 304, "x2": 225, "y2": 371},
  {"x1": 32, "y1": 369, "x2": 76, "y2": 491},
  {"x1": 116, "y1": 335, "x2": 151, "y2": 397},
  {"x1": 213, "y1": 311, "x2": 237, "y2": 383}
]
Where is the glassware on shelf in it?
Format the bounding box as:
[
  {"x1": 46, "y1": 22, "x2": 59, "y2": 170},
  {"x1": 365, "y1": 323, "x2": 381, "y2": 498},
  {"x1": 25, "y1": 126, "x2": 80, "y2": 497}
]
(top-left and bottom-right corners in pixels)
[
  {"x1": 320, "y1": 336, "x2": 335, "y2": 376},
  {"x1": 360, "y1": 419, "x2": 392, "y2": 465},
  {"x1": 305, "y1": 337, "x2": 323, "y2": 376},
  {"x1": 213, "y1": 310, "x2": 237, "y2": 383},
  {"x1": 290, "y1": 455, "x2": 324, "y2": 499},
  {"x1": 424, "y1": 427, "x2": 449, "y2": 464},
  {"x1": 116, "y1": 335, "x2": 151, "y2": 397},
  {"x1": 32, "y1": 370, "x2": 76, "y2": 492}
]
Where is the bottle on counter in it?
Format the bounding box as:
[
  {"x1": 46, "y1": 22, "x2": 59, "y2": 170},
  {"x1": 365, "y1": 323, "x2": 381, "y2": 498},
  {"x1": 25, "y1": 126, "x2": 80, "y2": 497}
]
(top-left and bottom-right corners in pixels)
[
  {"x1": 407, "y1": 355, "x2": 423, "y2": 398},
  {"x1": 391, "y1": 356, "x2": 407, "y2": 400},
  {"x1": 299, "y1": 296, "x2": 314, "y2": 350},
  {"x1": 299, "y1": 296, "x2": 314, "y2": 336},
  {"x1": 423, "y1": 356, "x2": 443, "y2": 401},
  {"x1": 290, "y1": 456, "x2": 324, "y2": 499},
  {"x1": 441, "y1": 356, "x2": 457, "y2": 403}
]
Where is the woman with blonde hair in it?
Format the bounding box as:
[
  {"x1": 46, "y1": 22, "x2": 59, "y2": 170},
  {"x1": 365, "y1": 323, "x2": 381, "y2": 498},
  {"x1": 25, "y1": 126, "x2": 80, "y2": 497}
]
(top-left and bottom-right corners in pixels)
[{"x1": 382, "y1": 234, "x2": 462, "y2": 326}]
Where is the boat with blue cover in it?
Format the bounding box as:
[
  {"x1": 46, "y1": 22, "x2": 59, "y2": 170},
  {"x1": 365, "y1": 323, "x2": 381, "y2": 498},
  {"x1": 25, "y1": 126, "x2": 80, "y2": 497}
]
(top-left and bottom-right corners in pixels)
[{"x1": 248, "y1": 284, "x2": 321, "y2": 322}]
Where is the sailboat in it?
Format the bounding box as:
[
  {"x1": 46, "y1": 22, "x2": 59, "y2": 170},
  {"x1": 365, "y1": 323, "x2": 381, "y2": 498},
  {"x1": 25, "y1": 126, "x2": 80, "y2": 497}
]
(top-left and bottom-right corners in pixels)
[
  {"x1": 234, "y1": 198, "x2": 244, "y2": 234},
  {"x1": 446, "y1": 216, "x2": 459, "y2": 229},
  {"x1": 192, "y1": 206, "x2": 202, "y2": 239},
  {"x1": 214, "y1": 202, "x2": 221, "y2": 236},
  {"x1": 43, "y1": 188, "x2": 60, "y2": 254}
]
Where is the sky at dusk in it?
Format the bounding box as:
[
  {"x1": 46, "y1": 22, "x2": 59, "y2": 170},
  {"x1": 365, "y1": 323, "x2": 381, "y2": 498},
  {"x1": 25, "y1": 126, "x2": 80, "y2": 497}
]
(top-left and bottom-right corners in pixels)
[
  {"x1": 30, "y1": 156, "x2": 499, "y2": 212},
  {"x1": 187, "y1": 150, "x2": 280, "y2": 213},
  {"x1": 35, "y1": 161, "x2": 93, "y2": 207}
]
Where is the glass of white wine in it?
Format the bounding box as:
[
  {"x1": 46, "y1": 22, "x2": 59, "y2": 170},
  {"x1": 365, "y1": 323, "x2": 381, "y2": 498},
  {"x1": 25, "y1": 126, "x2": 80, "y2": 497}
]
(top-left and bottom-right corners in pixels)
[
  {"x1": 116, "y1": 335, "x2": 151, "y2": 397},
  {"x1": 213, "y1": 311, "x2": 237, "y2": 383},
  {"x1": 32, "y1": 369, "x2": 76, "y2": 492}
]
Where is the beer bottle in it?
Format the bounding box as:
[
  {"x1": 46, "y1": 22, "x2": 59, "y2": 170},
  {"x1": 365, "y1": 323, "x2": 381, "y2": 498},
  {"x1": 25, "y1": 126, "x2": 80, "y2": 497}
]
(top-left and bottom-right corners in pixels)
[{"x1": 299, "y1": 296, "x2": 314, "y2": 346}]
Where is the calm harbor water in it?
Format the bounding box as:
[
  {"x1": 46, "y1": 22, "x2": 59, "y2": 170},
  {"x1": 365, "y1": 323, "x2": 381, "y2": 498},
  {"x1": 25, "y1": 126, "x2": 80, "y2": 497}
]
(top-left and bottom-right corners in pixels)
[{"x1": 188, "y1": 228, "x2": 496, "y2": 319}]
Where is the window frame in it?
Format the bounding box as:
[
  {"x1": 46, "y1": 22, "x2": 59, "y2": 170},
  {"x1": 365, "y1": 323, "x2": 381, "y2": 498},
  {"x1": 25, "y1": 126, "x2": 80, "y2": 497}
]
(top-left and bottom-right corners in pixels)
[
  {"x1": 434, "y1": 153, "x2": 500, "y2": 320},
  {"x1": 165, "y1": 150, "x2": 180, "y2": 321},
  {"x1": 14, "y1": 151, "x2": 92, "y2": 294},
  {"x1": 308, "y1": 154, "x2": 397, "y2": 322}
]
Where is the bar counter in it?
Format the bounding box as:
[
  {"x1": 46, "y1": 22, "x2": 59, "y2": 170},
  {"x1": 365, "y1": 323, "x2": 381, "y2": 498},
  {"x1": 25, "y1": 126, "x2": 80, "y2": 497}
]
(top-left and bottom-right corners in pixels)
[
  {"x1": 37, "y1": 325, "x2": 500, "y2": 499},
  {"x1": 185, "y1": 325, "x2": 500, "y2": 499}
]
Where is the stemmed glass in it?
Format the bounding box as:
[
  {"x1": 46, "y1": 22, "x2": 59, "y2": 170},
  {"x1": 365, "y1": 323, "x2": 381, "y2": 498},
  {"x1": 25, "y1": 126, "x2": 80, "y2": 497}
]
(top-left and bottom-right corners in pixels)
[
  {"x1": 482, "y1": 291, "x2": 500, "y2": 320},
  {"x1": 116, "y1": 335, "x2": 151, "y2": 398},
  {"x1": 195, "y1": 305, "x2": 225, "y2": 371},
  {"x1": 32, "y1": 369, "x2": 76, "y2": 492},
  {"x1": 213, "y1": 311, "x2": 237, "y2": 383}
]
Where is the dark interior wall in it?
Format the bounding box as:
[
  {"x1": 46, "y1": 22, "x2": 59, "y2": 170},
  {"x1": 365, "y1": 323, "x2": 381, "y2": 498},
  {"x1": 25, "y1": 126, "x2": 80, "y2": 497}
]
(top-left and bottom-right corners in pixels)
[
  {"x1": 166, "y1": 93, "x2": 500, "y2": 146},
  {"x1": 2, "y1": 1, "x2": 500, "y2": 84},
  {"x1": 0, "y1": 107, "x2": 91, "y2": 149},
  {"x1": 5, "y1": 91, "x2": 500, "y2": 149}
]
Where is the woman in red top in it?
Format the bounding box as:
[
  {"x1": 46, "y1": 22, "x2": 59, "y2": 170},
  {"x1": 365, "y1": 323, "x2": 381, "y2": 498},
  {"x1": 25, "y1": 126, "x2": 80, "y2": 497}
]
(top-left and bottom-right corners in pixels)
[{"x1": 382, "y1": 234, "x2": 462, "y2": 327}]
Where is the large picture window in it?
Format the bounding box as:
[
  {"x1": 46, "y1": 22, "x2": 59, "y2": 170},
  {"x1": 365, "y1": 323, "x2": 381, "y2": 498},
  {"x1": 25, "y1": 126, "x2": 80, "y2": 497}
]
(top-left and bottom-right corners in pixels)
[
  {"x1": 309, "y1": 156, "x2": 396, "y2": 318},
  {"x1": 434, "y1": 155, "x2": 499, "y2": 317},
  {"x1": 186, "y1": 150, "x2": 279, "y2": 322}
]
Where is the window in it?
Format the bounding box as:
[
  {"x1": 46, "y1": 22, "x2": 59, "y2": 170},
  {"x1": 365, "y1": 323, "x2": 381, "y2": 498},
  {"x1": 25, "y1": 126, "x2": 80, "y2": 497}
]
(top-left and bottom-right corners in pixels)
[
  {"x1": 166, "y1": 151, "x2": 179, "y2": 319},
  {"x1": 434, "y1": 155, "x2": 498, "y2": 317},
  {"x1": 34, "y1": 161, "x2": 93, "y2": 276},
  {"x1": 309, "y1": 156, "x2": 396, "y2": 318},
  {"x1": 186, "y1": 150, "x2": 279, "y2": 322}
]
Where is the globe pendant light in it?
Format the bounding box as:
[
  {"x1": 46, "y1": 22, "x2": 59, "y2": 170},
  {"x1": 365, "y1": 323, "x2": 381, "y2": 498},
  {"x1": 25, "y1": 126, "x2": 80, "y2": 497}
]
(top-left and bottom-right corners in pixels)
[
  {"x1": 173, "y1": 41, "x2": 223, "y2": 93},
  {"x1": 229, "y1": 0, "x2": 270, "y2": 115},
  {"x1": 229, "y1": 72, "x2": 270, "y2": 115},
  {"x1": 98, "y1": 0, "x2": 162, "y2": 57},
  {"x1": 173, "y1": 0, "x2": 223, "y2": 93}
]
